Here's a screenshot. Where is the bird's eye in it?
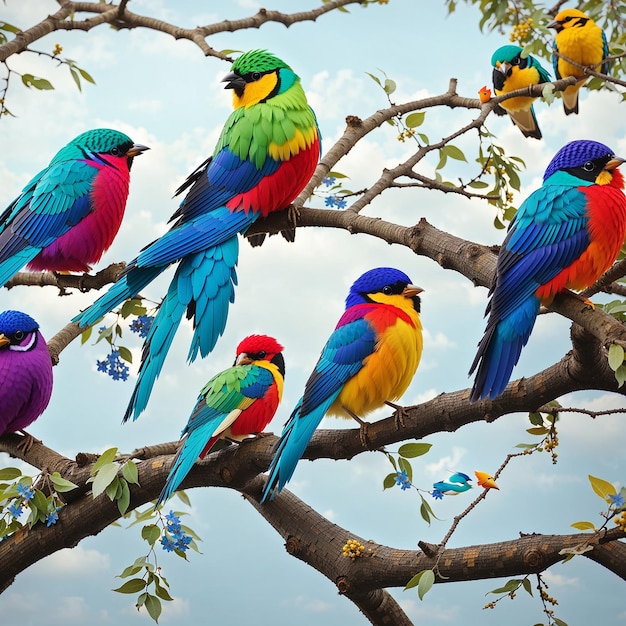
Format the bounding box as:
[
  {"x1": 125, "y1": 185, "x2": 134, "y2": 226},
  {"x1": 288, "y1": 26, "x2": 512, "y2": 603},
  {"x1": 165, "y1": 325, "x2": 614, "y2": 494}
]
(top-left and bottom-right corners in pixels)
[
  {"x1": 13, "y1": 330, "x2": 24, "y2": 341},
  {"x1": 110, "y1": 147, "x2": 121, "y2": 156},
  {"x1": 251, "y1": 72, "x2": 262, "y2": 81},
  {"x1": 583, "y1": 161, "x2": 595, "y2": 172},
  {"x1": 512, "y1": 57, "x2": 521, "y2": 66},
  {"x1": 382, "y1": 285, "x2": 393, "y2": 295},
  {"x1": 258, "y1": 350, "x2": 266, "y2": 359}
]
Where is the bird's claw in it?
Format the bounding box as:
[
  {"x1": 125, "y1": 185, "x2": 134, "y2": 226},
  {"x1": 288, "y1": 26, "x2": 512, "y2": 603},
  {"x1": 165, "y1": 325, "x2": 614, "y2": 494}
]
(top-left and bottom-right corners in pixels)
[
  {"x1": 385, "y1": 400, "x2": 409, "y2": 429},
  {"x1": 16, "y1": 431, "x2": 42, "y2": 454}
]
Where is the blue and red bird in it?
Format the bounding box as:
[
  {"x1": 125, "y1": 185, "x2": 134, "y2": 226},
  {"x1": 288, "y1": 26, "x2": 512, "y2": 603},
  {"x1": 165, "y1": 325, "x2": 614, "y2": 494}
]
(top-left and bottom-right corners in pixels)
[
  {"x1": 261, "y1": 267, "x2": 424, "y2": 502},
  {"x1": 0, "y1": 310, "x2": 53, "y2": 450},
  {"x1": 0, "y1": 128, "x2": 147, "y2": 282},
  {"x1": 469, "y1": 139, "x2": 626, "y2": 402},
  {"x1": 156, "y1": 335, "x2": 284, "y2": 507},
  {"x1": 74, "y1": 50, "x2": 320, "y2": 423}
]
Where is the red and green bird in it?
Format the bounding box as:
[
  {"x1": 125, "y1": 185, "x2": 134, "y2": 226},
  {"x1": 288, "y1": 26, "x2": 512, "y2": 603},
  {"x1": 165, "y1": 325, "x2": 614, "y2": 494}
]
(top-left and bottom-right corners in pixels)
[
  {"x1": 74, "y1": 50, "x2": 320, "y2": 422},
  {"x1": 262, "y1": 267, "x2": 423, "y2": 501},
  {"x1": 549, "y1": 8, "x2": 610, "y2": 115},
  {"x1": 0, "y1": 129, "x2": 147, "y2": 282},
  {"x1": 156, "y1": 335, "x2": 284, "y2": 507},
  {"x1": 469, "y1": 139, "x2": 626, "y2": 402}
]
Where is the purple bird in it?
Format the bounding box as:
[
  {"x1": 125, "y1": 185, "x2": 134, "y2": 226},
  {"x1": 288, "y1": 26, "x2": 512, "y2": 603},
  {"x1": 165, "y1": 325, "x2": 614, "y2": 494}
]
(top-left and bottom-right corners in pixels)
[{"x1": 0, "y1": 310, "x2": 53, "y2": 450}]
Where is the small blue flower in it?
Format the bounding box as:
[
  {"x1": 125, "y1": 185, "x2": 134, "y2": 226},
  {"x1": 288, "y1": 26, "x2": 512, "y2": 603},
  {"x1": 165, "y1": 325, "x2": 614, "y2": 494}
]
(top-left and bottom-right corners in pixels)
[
  {"x1": 335, "y1": 197, "x2": 347, "y2": 209},
  {"x1": 130, "y1": 315, "x2": 154, "y2": 339},
  {"x1": 431, "y1": 488, "x2": 444, "y2": 500},
  {"x1": 609, "y1": 493, "x2": 625, "y2": 508},
  {"x1": 394, "y1": 470, "x2": 411, "y2": 491},
  {"x1": 322, "y1": 176, "x2": 336, "y2": 187},
  {"x1": 96, "y1": 359, "x2": 108, "y2": 372},
  {"x1": 160, "y1": 535, "x2": 176, "y2": 552},
  {"x1": 7, "y1": 502, "x2": 23, "y2": 518},
  {"x1": 17, "y1": 483, "x2": 34, "y2": 502},
  {"x1": 324, "y1": 196, "x2": 336, "y2": 207},
  {"x1": 45, "y1": 510, "x2": 59, "y2": 526}
]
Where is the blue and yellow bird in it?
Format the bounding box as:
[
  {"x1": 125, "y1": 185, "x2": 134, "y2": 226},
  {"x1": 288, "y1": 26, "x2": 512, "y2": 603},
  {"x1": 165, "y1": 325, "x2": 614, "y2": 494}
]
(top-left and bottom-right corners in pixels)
[
  {"x1": 73, "y1": 50, "x2": 320, "y2": 423},
  {"x1": 491, "y1": 45, "x2": 552, "y2": 139},
  {"x1": 156, "y1": 335, "x2": 284, "y2": 507},
  {"x1": 261, "y1": 267, "x2": 423, "y2": 502},
  {"x1": 469, "y1": 140, "x2": 626, "y2": 402},
  {"x1": 549, "y1": 8, "x2": 610, "y2": 115}
]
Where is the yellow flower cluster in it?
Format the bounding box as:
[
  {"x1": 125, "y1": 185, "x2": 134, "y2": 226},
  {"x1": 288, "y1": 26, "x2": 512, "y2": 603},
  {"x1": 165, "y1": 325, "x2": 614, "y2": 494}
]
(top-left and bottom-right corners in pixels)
[
  {"x1": 509, "y1": 18, "x2": 534, "y2": 44},
  {"x1": 52, "y1": 43, "x2": 63, "y2": 56},
  {"x1": 342, "y1": 538, "x2": 365, "y2": 560},
  {"x1": 614, "y1": 510, "x2": 626, "y2": 532}
]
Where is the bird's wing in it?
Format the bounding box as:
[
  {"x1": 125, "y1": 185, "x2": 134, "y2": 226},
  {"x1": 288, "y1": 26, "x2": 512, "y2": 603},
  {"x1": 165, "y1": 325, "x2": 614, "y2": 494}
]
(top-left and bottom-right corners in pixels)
[
  {"x1": 601, "y1": 29, "x2": 610, "y2": 75},
  {"x1": 487, "y1": 184, "x2": 590, "y2": 321},
  {"x1": 0, "y1": 160, "x2": 97, "y2": 263}
]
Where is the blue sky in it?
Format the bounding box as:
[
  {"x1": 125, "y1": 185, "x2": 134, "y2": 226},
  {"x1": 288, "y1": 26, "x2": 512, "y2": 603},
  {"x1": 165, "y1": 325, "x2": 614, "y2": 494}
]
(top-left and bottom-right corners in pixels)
[{"x1": 1, "y1": 1, "x2": 626, "y2": 624}]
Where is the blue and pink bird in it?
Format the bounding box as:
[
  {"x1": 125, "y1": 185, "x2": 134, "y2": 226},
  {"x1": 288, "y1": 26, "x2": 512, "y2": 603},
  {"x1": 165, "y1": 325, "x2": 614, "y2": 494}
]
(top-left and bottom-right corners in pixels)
[{"x1": 74, "y1": 49, "x2": 320, "y2": 423}]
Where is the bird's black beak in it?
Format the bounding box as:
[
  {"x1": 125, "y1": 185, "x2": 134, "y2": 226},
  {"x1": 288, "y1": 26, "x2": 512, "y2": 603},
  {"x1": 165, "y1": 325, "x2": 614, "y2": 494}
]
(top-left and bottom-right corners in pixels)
[
  {"x1": 222, "y1": 71, "x2": 246, "y2": 98},
  {"x1": 127, "y1": 144, "x2": 150, "y2": 158},
  {"x1": 547, "y1": 19, "x2": 562, "y2": 31}
]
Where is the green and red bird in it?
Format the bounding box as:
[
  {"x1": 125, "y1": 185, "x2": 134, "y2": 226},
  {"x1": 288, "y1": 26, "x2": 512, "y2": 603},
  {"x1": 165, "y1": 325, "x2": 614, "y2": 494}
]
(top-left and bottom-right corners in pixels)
[
  {"x1": 262, "y1": 267, "x2": 423, "y2": 501},
  {"x1": 74, "y1": 50, "x2": 320, "y2": 422},
  {"x1": 0, "y1": 129, "x2": 148, "y2": 282},
  {"x1": 469, "y1": 140, "x2": 626, "y2": 402},
  {"x1": 157, "y1": 335, "x2": 284, "y2": 507}
]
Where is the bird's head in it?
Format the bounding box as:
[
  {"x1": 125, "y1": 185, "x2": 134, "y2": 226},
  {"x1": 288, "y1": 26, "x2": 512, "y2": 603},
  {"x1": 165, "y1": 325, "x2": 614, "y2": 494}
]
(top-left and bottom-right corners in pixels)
[
  {"x1": 548, "y1": 8, "x2": 593, "y2": 33},
  {"x1": 0, "y1": 310, "x2": 43, "y2": 353},
  {"x1": 234, "y1": 334, "x2": 285, "y2": 376},
  {"x1": 543, "y1": 140, "x2": 625, "y2": 186},
  {"x1": 62, "y1": 128, "x2": 149, "y2": 169},
  {"x1": 491, "y1": 45, "x2": 527, "y2": 89},
  {"x1": 346, "y1": 267, "x2": 423, "y2": 312},
  {"x1": 222, "y1": 49, "x2": 297, "y2": 109}
]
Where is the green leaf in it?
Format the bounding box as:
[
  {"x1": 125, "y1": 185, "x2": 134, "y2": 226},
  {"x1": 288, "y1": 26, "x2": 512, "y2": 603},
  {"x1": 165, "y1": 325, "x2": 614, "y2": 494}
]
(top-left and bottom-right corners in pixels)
[
  {"x1": 113, "y1": 578, "x2": 147, "y2": 594},
  {"x1": 405, "y1": 112, "x2": 425, "y2": 128},
  {"x1": 175, "y1": 490, "x2": 191, "y2": 507},
  {"x1": 468, "y1": 180, "x2": 489, "y2": 189},
  {"x1": 417, "y1": 569, "x2": 435, "y2": 600},
  {"x1": 0, "y1": 21, "x2": 21, "y2": 34},
  {"x1": 118, "y1": 564, "x2": 143, "y2": 579},
  {"x1": 526, "y1": 426, "x2": 548, "y2": 436},
  {"x1": 489, "y1": 579, "x2": 521, "y2": 594},
  {"x1": 21, "y1": 74, "x2": 54, "y2": 90},
  {"x1": 105, "y1": 476, "x2": 120, "y2": 501},
  {"x1": 50, "y1": 472, "x2": 78, "y2": 493},
  {"x1": 553, "y1": 618, "x2": 569, "y2": 626},
  {"x1": 90, "y1": 462, "x2": 120, "y2": 498},
  {"x1": 528, "y1": 412, "x2": 544, "y2": 426},
  {"x1": 398, "y1": 442, "x2": 432, "y2": 458},
  {"x1": 144, "y1": 593, "x2": 162, "y2": 623},
  {"x1": 122, "y1": 460, "x2": 139, "y2": 485},
  {"x1": 153, "y1": 579, "x2": 174, "y2": 601},
  {"x1": 383, "y1": 78, "x2": 396, "y2": 95},
  {"x1": 92, "y1": 448, "x2": 118, "y2": 474},
  {"x1": 365, "y1": 72, "x2": 382, "y2": 87},
  {"x1": 117, "y1": 478, "x2": 131, "y2": 515},
  {"x1": 80, "y1": 326, "x2": 93, "y2": 344},
  {"x1": 383, "y1": 473, "x2": 397, "y2": 490},
  {"x1": 442, "y1": 144, "x2": 467, "y2": 162},
  {"x1": 142, "y1": 524, "x2": 161, "y2": 546},
  {"x1": 78, "y1": 67, "x2": 95, "y2": 84},
  {"x1": 404, "y1": 569, "x2": 428, "y2": 590},
  {"x1": 571, "y1": 521, "x2": 596, "y2": 531},
  {"x1": 397, "y1": 457, "x2": 412, "y2": 482},
  {"x1": 0, "y1": 468, "x2": 21, "y2": 481},
  {"x1": 69, "y1": 67, "x2": 82, "y2": 91},
  {"x1": 608, "y1": 343, "x2": 625, "y2": 371},
  {"x1": 326, "y1": 170, "x2": 349, "y2": 179},
  {"x1": 588, "y1": 474, "x2": 617, "y2": 501},
  {"x1": 521, "y1": 578, "x2": 533, "y2": 596},
  {"x1": 117, "y1": 345, "x2": 133, "y2": 364}
]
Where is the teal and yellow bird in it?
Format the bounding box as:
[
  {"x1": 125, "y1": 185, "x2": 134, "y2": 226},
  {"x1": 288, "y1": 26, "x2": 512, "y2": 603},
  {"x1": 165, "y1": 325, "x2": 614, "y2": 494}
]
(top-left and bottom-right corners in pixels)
[
  {"x1": 491, "y1": 45, "x2": 551, "y2": 139},
  {"x1": 0, "y1": 129, "x2": 147, "y2": 282},
  {"x1": 261, "y1": 267, "x2": 423, "y2": 502},
  {"x1": 431, "y1": 472, "x2": 472, "y2": 499},
  {"x1": 469, "y1": 140, "x2": 626, "y2": 402},
  {"x1": 156, "y1": 335, "x2": 284, "y2": 507},
  {"x1": 549, "y1": 8, "x2": 609, "y2": 115},
  {"x1": 73, "y1": 50, "x2": 320, "y2": 423}
]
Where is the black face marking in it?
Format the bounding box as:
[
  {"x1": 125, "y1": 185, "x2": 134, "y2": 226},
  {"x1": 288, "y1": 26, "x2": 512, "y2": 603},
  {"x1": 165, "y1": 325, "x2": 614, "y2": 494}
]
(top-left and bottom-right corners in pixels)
[
  {"x1": 565, "y1": 154, "x2": 613, "y2": 183},
  {"x1": 271, "y1": 352, "x2": 286, "y2": 378}
]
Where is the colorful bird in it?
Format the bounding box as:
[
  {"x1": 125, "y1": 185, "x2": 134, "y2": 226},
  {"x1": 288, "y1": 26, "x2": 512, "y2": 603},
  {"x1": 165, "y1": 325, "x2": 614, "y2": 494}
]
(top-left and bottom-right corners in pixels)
[
  {"x1": 0, "y1": 129, "x2": 148, "y2": 283},
  {"x1": 469, "y1": 140, "x2": 626, "y2": 402},
  {"x1": 549, "y1": 8, "x2": 610, "y2": 115},
  {"x1": 261, "y1": 267, "x2": 424, "y2": 502},
  {"x1": 0, "y1": 310, "x2": 53, "y2": 450},
  {"x1": 156, "y1": 335, "x2": 284, "y2": 507},
  {"x1": 475, "y1": 470, "x2": 499, "y2": 490},
  {"x1": 491, "y1": 45, "x2": 552, "y2": 140},
  {"x1": 74, "y1": 50, "x2": 320, "y2": 423},
  {"x1": 432, "y1": 472, "x2": 472, "y2": 499}
]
